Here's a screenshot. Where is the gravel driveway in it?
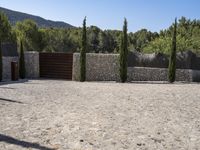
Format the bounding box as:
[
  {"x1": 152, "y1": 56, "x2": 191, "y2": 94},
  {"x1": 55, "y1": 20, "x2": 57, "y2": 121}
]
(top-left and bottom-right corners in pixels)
[{"x1": 0, "y1": 80, "x2": 200, "y2": 150}]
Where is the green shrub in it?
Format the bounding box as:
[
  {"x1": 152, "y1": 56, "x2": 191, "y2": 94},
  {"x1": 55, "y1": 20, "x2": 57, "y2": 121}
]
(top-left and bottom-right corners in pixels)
[
  {"x1": 19, "y1": 40, "x2": 26, "y2": 79},
  {"x1": 168, "y1": 18, "x2": 177, "y2": 83},
  {"x1": 80, "y1": 17, "x2": 87, "y2": 82},
  {"x1": 119, "y1": 18, "x2": 128, "y2": 83}
]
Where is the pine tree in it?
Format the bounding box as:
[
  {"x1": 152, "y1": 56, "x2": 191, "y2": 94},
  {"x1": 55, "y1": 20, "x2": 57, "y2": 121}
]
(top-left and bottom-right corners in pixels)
[
  {"x1": 168, "y1": 18, "x2": 177, "y2": 83},
  {"x1": 19, "y1": 40, "x2": 26, "y2": 79},
  {"x1": 0, "y1": 40, "x2": 2, "y2": 81},
  {"x1": 0, "y1": 12, "x2": 12, "y2": 42},
  {"x1": 80, "y1": 17, "x2": 87, "y2": 82},
  {"x1": 119, "y1": 18, "x2": 128, "y2": 83}
]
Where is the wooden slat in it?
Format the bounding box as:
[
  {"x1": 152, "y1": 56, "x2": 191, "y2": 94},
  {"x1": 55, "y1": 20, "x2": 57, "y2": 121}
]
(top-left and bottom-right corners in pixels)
[{"x1": 39, "y1": 53, "x2": 73, "y2": 80}]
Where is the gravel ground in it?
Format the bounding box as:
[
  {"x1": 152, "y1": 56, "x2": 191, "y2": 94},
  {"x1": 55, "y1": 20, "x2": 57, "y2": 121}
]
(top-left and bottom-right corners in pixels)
[{"x1": 0, "y1": 80, "x2": 200, "y2": 150}]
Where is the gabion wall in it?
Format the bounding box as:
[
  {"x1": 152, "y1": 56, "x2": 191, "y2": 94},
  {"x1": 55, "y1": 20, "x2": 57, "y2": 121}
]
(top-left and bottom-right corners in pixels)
[
  {"x1": 2, "y1": 57, "x2": 19, "y2": 80},
  {"x1": 73, "y1": 53, "x2": 120, "y2": 81},
  {"x1": 24, "y1": 52, "x2": 39, "y2": 78},
  {"x1": 2, "y1": 52, "x2": 39, "y2": 81},
  {"x1": 73, "y1": 53, "x2": 200, "y2": 82}
]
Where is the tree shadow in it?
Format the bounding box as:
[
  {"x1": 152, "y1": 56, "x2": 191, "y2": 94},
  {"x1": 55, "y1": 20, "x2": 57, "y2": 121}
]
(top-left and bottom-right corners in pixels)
[
  {"x1": 0, "y1": 87, "x2": 16, "y2": 89},
  {"x1": 0, "y1": 134, "x2": 55, "y2": 150},
  {"x1": 0, "y1": 79, "x2": 29, "y2": 86},
  {"x1": 128, "y1": 81, "x2": 199, "y2": 85},
  {"x1": 127, "y1": 81, "x2": 171, "y2": 85},
  {"x1": 0, "y1": 98, "x2": 23, "y2": 104}
]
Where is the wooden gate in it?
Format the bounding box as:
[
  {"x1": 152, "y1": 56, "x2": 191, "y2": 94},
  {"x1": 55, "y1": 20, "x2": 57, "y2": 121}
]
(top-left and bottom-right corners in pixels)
[{"x1": 39, "y1": 53, "x2": 73, "y2": 80}]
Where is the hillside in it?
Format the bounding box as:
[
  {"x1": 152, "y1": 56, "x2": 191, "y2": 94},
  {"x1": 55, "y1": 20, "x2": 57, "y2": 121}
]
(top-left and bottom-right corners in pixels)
[{"x1": 0, "y1": 7, "x2": 74, "y2": 28}]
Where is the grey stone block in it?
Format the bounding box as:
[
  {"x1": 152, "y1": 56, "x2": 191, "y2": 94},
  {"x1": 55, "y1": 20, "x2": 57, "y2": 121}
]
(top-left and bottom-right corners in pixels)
[
  {"x1": 24, "y1": 51, "x2": 39, "y2": 78},
  {"x1": 73, "y1": 53, "x2": 120, "y2": 81},
  {"x1": 2, "y1": 57, "x2": 19, "y2": 80}
]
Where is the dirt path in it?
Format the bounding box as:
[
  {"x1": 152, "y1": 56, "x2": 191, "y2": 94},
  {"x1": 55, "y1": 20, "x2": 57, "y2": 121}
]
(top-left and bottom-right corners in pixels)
[{"x1": 0, "y1": 80, "x2": 200, "y2": 150}]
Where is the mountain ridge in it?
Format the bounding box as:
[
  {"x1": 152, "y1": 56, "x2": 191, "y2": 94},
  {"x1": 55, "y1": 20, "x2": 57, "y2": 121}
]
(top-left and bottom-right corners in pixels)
[{"x1": 0, "y1": 7, "x2": 74, "y2": 28}]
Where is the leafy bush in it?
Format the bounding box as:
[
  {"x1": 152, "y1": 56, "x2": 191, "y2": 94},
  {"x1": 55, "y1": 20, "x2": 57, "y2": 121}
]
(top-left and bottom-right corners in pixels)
[{"x1": 144, "y1": 17, "x2": 200, "y2": 55}]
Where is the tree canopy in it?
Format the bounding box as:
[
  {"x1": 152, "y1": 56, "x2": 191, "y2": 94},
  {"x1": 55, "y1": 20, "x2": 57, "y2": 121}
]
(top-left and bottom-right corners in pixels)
[
  {"x1": 144, "y1": 17, "x2": 200, "y2": 55},
  {"x1": 0, "y1": 12, "x2": 15, "y2": 42},
  {"x1": 0, "y1": 13, "x2": 199, "y2": 55},
  {"x1": 14, "y1": 19, "x2": 42, "y2": 51}
]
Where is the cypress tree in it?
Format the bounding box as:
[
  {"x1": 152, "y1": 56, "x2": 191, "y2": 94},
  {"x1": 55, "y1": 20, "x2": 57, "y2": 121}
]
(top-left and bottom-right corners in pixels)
[
  {"x1": 19, "y1": 40, "x2": 26, "y2": 79},
  {"x1": 168, "y1": 18, "x2": 177, "y2": 83},
  {"x1": 119, "y1": 18, "x2": 128, "y2": 83},
  {"x1": 0, "y1": 40, "x2": 2, "y2": 81},
  {"x1": 80, "y1": 17, "x2": 87, "y2": 82}
]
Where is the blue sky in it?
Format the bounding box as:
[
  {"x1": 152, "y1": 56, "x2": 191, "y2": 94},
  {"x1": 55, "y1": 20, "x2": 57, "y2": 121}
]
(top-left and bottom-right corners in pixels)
[{"x1": 0, "y1": 0, "x2": 200, "y2": 32}]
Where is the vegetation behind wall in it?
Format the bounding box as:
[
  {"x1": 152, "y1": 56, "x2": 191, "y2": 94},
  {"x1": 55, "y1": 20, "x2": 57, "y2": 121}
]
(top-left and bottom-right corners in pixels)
[{"x1": 0, "y1": 10, "x2": 200, "y2": 55}]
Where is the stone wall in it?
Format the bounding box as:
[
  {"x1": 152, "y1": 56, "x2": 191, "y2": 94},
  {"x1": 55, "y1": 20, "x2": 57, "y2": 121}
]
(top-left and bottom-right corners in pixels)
[
  {"x1": 24, "y1": 51, "x2": 40, "y2": 78},
  {"x1": 2, "y1": 57, "x2": 19, "y2": 80},
  {"x1": 127, "y1": 67, "x2": 200, "y2": 82},
  {"x1": 3, "y1": 52, "x2": 199, "y2": 82},
  {"x1": 2, "y1": 52, "x2": 39, "y2": 80},
  {"x1": 73, "y1": 53, "x2": 200, "y2": 82},
  {"x1": 73, "y1": 53, "x2": 120, "y2": 81}
]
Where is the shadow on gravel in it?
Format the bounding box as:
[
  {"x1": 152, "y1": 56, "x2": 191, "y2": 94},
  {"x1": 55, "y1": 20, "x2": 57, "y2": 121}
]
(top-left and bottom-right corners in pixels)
[
  {"x1": 0, "y1": 79, "x2": 28, "y2": 86},
  {"x1": 128, "y1": 81, "x2": 200, "y2": 85},
  {"x1": 0, "y1": 134, "x2": 55, "y2": 150},
  {"x1": 0, "y1": 98, "x2": 23, "y2": 104},
  {"x1": 0, "y1": 87, "x2": 16, "y2": 89}
]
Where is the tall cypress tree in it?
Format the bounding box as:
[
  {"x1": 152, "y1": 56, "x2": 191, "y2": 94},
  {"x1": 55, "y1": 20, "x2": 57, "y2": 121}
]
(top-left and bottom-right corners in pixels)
[
  {"x1": 19, "y1": 40, "x2": 26, "y2": 79},
  {"x1": 80, "y1": 17, "x2": 87, "y2": 82},
  {"x1": 168, "y1": 18, "x2": 177, "y2": 83},
  {"x1": 119, "y1": 18, "x2": 128, "y2": 83},
  {"x1": 0, "y1": 40, "x2": 2, "y2": 81}
]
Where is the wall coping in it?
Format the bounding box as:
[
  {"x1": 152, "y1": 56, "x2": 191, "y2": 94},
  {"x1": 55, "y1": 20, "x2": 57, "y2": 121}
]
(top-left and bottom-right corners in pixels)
[
  {"x1": 128, "y1": 66, "x2": 200, "y2": 72},
  {"x1": 25, "y1": 51, "x2": 39, "y2": 54},
  {"x1": 74, "y1": 53, "x2": 119, "y2": 56}
]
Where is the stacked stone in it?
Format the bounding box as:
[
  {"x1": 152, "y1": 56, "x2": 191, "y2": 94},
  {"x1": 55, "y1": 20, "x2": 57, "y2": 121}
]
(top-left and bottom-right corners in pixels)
[{"x1": 73, "y1": 53, "x2": 200, "y2": 82}]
